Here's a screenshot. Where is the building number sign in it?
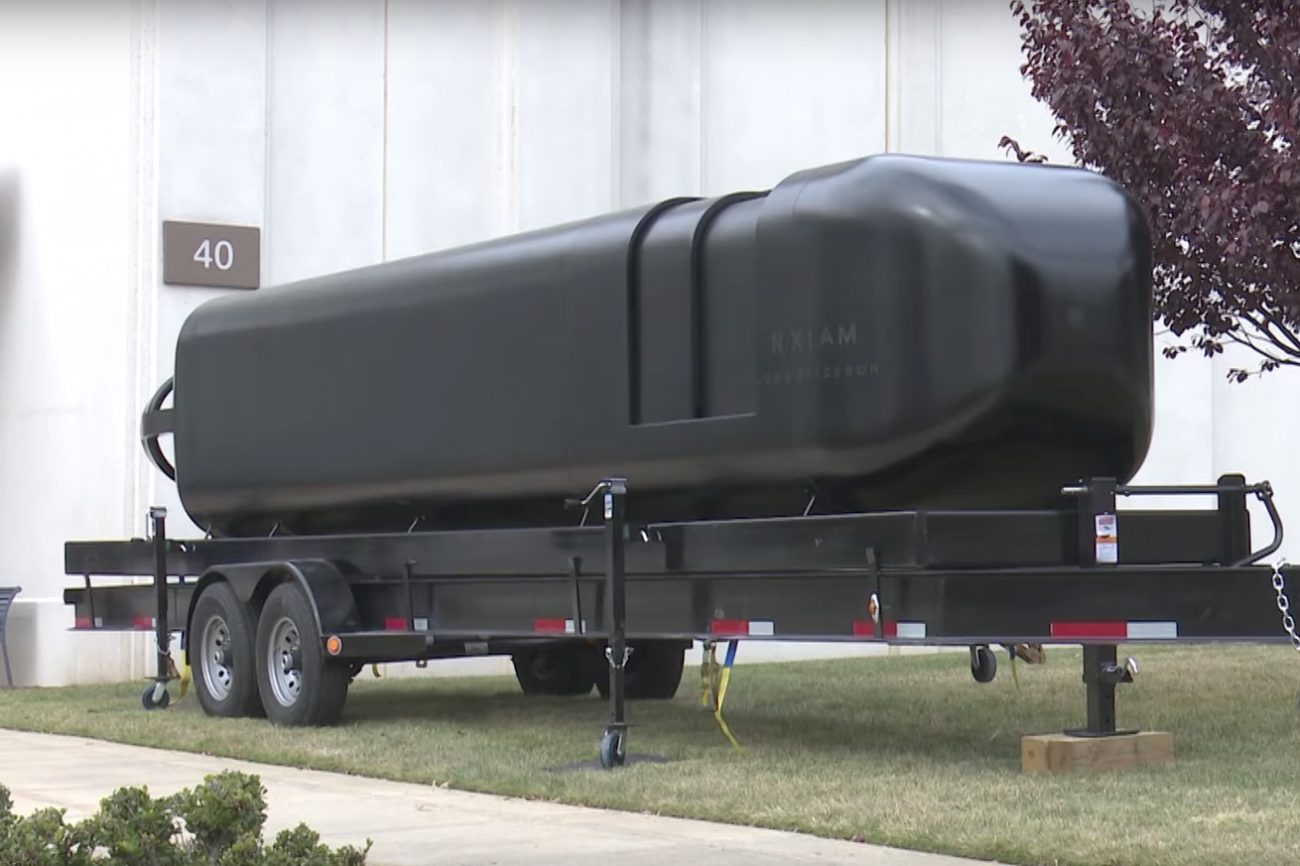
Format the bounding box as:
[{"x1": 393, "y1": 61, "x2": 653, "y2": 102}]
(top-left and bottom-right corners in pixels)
[
  {"x1": 192, "y1": 238, "x2": 235, "y2": 271},
  {"x1": 162, "y1": 220, "x2": 261, "y2": 289}
]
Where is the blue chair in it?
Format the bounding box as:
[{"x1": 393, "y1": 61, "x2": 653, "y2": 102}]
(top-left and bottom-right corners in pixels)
[{"x1": 0, "y1": 586, "x2": 19, "y2": 687}]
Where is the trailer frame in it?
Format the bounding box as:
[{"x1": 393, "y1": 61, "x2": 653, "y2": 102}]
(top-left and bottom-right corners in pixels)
[{"x1": 63, "y1": 473, "x2": 1295, "y2": 766}]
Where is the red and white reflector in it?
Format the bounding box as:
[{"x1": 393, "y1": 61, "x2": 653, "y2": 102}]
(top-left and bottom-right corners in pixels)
[
  {"x1": 533, "y1": 618, "x2": 567, "y2": 633},
  {"x1": 384, "y1": 617, "x2": 408, "y2": 631},
  {"x1": 894, "y1": 621, "x2": 926, "y2": 640},
  {"x1": 132, "y1": 616, "x2": 155, "y2": 630},
  {"x1": 530, "y1": 618, "x2": 587, "y2": 634},
  {"x1": 1050, "y1": 620, "x2": 1178, "y2": 640},
  {"x1": 857, "y1": 621, "x2": 927, "y2": 639},
  {"x1": 709, "y1": 619, "x2": 775, "y2": 637}
]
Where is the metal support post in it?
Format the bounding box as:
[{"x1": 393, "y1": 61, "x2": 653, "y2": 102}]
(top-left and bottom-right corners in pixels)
[
  {"x1": 1066, "y1": 644, "x2": 1137, "y2": 737},
  {"x1": 1217, "y1": 473, "x2": 1251, "y2": 564},
  {"x1": 1075, "y1": 477, "x2": 1118, "y2": 568},
  {"x1": 1065, "y1": 479, "x2": 1135, "y2": 736},
  {"x1": 600, "y1": 478, "x2": 629, "y2": 768},
  {"x1": 1083, "y1": 644, "x2": 1117, "y2": 735},
  {"x1": 145, "y1": 507, "x2": 171, "y2": 710}
]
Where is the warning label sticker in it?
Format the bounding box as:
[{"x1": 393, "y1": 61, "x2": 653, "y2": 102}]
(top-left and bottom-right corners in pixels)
[{"x1": 1095, "y1": 513, "x2": 1119, "y2": 564}]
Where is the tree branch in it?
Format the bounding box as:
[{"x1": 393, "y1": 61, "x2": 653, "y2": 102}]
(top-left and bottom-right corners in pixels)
[
  {"x1": 1253, "y1": 309, "x2": 1300, "y2": 356},
  {"x1": 1225, "y1": 328, "x2": 1298, "y2": 367},
  {"x1": 1240, "y1": 313, "x2": 1300, "y2": 360}
]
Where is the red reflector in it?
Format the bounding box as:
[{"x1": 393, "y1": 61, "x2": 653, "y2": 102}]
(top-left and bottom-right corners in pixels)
[
  {"x1": 533, "y1": 618, "x2": 567, "y2": 633},
  {"x1": 384, "y1": 617, "x2": 408, "y2": 631},
  {"x1": 710, "y1": 619, "x2": 748, "y2": 636},
  {"x1": 132, "y1": 616, "x2": 154, "y2": 630},
  {"x1": 852, "y1": 620, "x2": 875, "y2": 637},
  {"x1": 1050, "y1": 621, "x2": 1127, "y2": 639},
  {"x1": 882, "y1": 621, "x2": 898, "y2": 638},
  {"x1": 75, "y1": 616, "x2": 92, "y2": 630}
]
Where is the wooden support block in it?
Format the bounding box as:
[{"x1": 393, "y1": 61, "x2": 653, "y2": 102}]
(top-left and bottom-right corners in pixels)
[{"x1": 1022, "y1": 731, "x2": 1173, "y2": 774}]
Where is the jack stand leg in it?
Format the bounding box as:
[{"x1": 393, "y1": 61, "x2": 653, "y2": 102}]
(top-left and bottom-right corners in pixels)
[
  {"x1": 142, "y1": 507, "x2": 172, "y2": 711},
  {"x1": 600, "y1": 478, "x2": 629, "y2": 769},
  {"x1": 1065, "y1": 644, "x2": 1137, "y2": 737}
]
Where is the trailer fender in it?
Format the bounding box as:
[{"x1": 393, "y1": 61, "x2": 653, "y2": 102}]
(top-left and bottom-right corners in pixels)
[{"x1": 184, "y1": 560, "x2": 360, "y2": 658}]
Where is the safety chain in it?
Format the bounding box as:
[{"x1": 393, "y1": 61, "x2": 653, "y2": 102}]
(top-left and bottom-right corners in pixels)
[{"x1": 1270, "y1": 560, "x2": 1300, "y2": 652}]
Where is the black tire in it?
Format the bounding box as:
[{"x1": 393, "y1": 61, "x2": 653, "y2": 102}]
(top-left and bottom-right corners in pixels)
[
  {"x1": 191, "y1": 582, "x2": 262, "y2": 718},
  {"x1": 970, "y1": 644, "x2": 998, "y2": 684},
  {"x1": 141, "y1": 684, "x2": 170, "y2": 710},
  {"x1": 255, "y1": 582, "x2": 350, "y2": 726},
  {"x1": 599, "y1": 728, "x2": 625, "y2": 769},
  {"x1": 512, "y1": 645, "x2": 597, "y2": 696},
  {"x1": 595, "y1": 641, "x2": 685, "y2": 700}
]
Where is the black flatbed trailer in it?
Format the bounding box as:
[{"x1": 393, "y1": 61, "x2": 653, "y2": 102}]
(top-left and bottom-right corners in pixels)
[{"x1": 64, "y1": 473, "x2": 1296, "y2": 766}]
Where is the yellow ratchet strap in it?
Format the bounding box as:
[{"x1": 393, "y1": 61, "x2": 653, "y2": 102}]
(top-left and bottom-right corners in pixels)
[
  {"x1": 700, "y1": 640, "x2": 743, "y2": 752},
  {"x1": 700, "y1": 641, "x2": 720, "y2": 707},
  {"x1": 166, "y1": 652, "x2": 191, "y2": 700}
]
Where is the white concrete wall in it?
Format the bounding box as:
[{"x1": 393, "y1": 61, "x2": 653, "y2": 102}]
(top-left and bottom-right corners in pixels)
[
  {"x1": 0, "y1": 0, "x2": 1294, "y2": 686},
  {"x1": 0, "y1": 1, "x2": 152, "y2": 685}
]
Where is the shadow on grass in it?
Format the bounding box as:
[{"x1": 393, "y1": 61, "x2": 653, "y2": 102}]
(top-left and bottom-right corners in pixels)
[{"x1": 333, "y1": 653, "x2": 1071, "y2": 766}]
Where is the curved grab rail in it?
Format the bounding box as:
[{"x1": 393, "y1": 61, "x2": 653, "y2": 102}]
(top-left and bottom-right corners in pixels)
[
  {"x1": 1063, "y1": 479, "x2": 1284, "y2": 567},
  {"x1": 140, "y1": 376, "x2": 176, "y2": 481}
]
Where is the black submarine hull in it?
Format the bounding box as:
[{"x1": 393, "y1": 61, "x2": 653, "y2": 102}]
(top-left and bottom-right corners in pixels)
[{"x1": 170, "y1": 153, "x2": 1153, "y2": 536}]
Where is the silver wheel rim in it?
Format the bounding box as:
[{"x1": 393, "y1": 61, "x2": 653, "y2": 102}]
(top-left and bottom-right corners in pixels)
[
  {"x1": 267, "y1": 616, "x2": 303, "y2": 708},
  {"x1": 200, "y1": 615, "x2": 234, "y2": 701}
]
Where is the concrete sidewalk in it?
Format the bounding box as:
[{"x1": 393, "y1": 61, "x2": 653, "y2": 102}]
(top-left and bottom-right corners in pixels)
[{"x1": 0, "y1": 729, "x2": 996, "y2": 866}]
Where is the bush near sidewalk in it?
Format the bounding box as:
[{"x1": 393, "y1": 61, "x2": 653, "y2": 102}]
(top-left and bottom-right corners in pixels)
[{"x1": 0, "y1": 770, "x2": 370, "y2": 865}]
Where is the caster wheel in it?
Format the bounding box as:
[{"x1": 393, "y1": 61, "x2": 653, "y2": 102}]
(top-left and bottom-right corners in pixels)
[
  {"x1": 599, "y1": 728, "x2": 625, "y2": 769},
  {"x1": 969, "y1": 645, "x2": 997, "y2": 684},
  {"x1": 141, "y1": 684, "x2": 171, "y2": 710}
]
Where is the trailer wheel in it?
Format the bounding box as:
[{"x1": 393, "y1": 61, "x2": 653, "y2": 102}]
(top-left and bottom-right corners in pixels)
[
  {"x1": 255, "y1": 582, "x2": 350, "y2": 726},
  {"x1": 969, "y1": 644, "x2": 997, "y2": 684},
  {"x1": 595, "y1": 641, "x2": 685, "y2": 700},
  {"x1": 192, "y1": 582, "x2": 262, "y2": 717},
  {"x1": 599, "y1": 727, "x2": 626, "y2": 769},
  {"x1": 140, "y1": 683, "x2": 170, "y2": 710},
  {"x1": 512, "y1": 645, "x2": 596, "y2": 696}
]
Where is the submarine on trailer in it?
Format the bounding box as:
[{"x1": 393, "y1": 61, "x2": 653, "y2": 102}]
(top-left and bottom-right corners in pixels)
[{"x1": 146, "y1": 153, "x2": 1155, "y2": 537}]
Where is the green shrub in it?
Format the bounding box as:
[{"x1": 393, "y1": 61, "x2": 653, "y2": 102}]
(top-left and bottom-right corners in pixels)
[{"x1": 0, "y1": 772, "x2": 371, "y2": 866}]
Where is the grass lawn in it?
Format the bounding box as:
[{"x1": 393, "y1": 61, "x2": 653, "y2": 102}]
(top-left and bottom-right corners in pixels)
[{"x1": 3, "y1": 644, "x2": 1300, "y2": 866}]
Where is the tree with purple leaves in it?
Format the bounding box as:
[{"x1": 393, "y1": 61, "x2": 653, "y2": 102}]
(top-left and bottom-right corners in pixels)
[{"x1": 1006, "y1": 0, "x2": 1299, "y2": 380}]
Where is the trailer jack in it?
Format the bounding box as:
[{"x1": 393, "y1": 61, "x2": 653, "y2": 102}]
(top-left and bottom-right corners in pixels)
[
  {"x1": 141, "y1": 507, "x2": 175, "y2": 711},
  {"x1": 596, "y1": 478, "x2": 630, "y2": 769},
  {"x1": 1066, "y1": 644, "x2": 1139, "y2": 737}
]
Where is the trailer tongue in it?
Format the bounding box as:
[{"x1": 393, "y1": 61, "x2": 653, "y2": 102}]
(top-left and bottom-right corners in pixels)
[{"x1": 63, "y1": 153, "x2": 1295, "y2": 767}]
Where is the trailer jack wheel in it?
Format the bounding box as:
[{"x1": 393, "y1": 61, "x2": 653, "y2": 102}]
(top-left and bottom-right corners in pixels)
[
  {"x1": 599, "y1": 726, "x2": 626, "y2": 769},
  {"x1": 970, "y1": 645, "x2": 997, "y2": 684},
  {"x1": 141, "y1": 682, "x2": 170, "y2": 710}
]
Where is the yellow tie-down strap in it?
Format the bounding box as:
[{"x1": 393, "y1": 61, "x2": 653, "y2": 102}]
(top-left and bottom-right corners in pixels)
[
  {"x1": 165, "y1": 653, "x2": 191, "y2": 700},
  {"x1": 699, "y1": 640, "x2": 743, "y2": 752}
]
